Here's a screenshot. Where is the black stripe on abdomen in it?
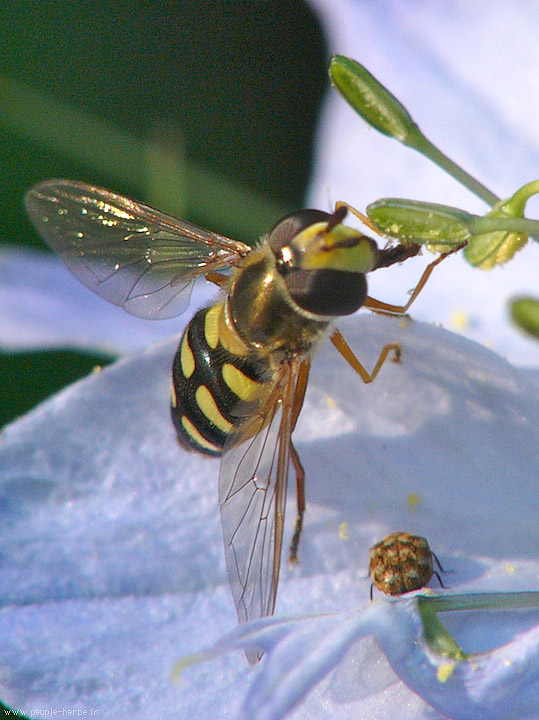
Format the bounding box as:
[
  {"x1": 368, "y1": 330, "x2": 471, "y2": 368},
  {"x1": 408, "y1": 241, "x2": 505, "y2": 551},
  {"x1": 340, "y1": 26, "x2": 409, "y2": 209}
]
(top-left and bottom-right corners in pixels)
[{"x1": 170, "y1": 306, "x2": 268, "y2": 456}]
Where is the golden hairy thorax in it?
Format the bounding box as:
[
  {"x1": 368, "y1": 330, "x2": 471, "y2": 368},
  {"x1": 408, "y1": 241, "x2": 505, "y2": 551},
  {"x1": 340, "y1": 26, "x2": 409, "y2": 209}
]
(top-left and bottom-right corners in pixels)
[{"x1": 227, "y1": 243, "x2": 330, "y2": 356}]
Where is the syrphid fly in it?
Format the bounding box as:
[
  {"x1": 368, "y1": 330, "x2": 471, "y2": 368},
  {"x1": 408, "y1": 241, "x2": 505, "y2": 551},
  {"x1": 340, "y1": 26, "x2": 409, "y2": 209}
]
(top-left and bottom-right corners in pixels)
[{"x1": 26, "y1": 180, "x2": 443, "y2": 659}]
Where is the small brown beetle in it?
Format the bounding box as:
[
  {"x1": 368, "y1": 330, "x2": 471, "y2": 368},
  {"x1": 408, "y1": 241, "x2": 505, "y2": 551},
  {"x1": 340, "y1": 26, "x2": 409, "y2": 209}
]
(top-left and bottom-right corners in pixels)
[{"x1": 369, "y1": 532, "x2": 447, "y2": 598}]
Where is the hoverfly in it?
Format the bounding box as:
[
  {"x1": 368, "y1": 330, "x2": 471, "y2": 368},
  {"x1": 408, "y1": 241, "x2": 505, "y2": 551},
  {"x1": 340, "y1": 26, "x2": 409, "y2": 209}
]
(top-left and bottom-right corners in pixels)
[
  {"x1": 369, "y1": 532, "x2": 448, "y2": 598},
  {"x1": 25, "y1": 180, "x2": 443, "y2": 657}
]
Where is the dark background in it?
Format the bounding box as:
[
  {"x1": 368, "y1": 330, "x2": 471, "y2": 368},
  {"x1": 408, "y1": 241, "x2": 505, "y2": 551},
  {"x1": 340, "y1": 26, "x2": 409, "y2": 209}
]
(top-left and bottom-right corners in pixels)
[{"x1": 0, "y1": 0, "x2": 328, "y2": 426}]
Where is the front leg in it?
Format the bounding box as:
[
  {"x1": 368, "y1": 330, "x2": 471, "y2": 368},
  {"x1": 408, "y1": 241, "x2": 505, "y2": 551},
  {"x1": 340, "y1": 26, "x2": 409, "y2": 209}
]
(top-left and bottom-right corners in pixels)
[
  {"x1": 330, "y1": 329, "x2": 401, "y2": 383},
  {"x1": 366, "y1": 246, "x2": 461, "y2": 315}
]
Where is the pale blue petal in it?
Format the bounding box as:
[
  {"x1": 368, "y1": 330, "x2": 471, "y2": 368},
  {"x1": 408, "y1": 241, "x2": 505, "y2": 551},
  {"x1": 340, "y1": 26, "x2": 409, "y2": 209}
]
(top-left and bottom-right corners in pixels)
[
  {"x1": 2, "y1": 312, "x2": 535, "y2": 718},
  {"x1": 0, "y1": 247, "x2": 212, "y2": 354},
  {"x1": 1, "y1": 3, "x2": 538, "y2": 719},
  {"x1": 190, "y1": 599, "x2": 538, "y2": 720}
]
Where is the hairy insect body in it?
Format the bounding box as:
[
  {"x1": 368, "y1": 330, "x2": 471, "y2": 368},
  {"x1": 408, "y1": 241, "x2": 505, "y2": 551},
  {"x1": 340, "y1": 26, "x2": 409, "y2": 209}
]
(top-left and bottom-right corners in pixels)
[
  {"x1": 171, "y1": 302, "x2": 271, "y2": 456},
  {"x1": 171, "y1": 238, "x2": 334, "y2": 457},
  {"x1": 170, "y1": 208, "x2": 379, "y2": 460},
  {"x1": 26, "y1": 180, "x2": 440, "y2": 646},
  {"x1": 228, "y1": 243, "x2": 331, "y2": 356}
]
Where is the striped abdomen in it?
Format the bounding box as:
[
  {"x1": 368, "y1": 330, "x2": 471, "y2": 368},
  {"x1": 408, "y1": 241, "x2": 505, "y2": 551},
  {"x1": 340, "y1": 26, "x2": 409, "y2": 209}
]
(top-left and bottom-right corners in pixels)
[{"x1": 171, "y1": 303, "x2": 270, "y2": 456}]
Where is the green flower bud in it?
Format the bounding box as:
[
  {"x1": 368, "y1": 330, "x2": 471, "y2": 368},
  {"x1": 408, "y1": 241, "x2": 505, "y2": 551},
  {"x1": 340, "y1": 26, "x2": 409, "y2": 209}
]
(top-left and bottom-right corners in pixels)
[
  {"x1": 367, "y1": 198, "x2": 472, "y2": 250},
  {"x1": 509, "y1": 297, "x2": 539, "y2": 339},
  {"x1": 329, "y1": 56, "x2": 418, "y2": 143},
  {"x1": 463, "y1": 181, "x2": 537, "y2": 268}
]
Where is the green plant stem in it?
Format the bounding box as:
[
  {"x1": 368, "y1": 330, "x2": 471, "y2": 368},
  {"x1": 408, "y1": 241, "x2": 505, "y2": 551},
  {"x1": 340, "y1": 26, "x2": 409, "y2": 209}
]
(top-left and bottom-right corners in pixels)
[
  {"x1": 417, "y1": 592, "x2": 539, "y2": 660},
  {"x1": 408, "y1": 134, "x2": 500, "y2": 207},
  {"x1": 420, "y1": 591, "x2": 539, "y2": 613},
  {"x1": 467, "y1": 216, "x2": 539, "y2": 235}
]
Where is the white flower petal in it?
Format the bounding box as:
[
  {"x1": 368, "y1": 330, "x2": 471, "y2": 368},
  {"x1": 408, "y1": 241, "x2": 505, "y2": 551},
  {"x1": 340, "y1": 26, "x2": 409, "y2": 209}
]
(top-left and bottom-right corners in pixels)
[
  {"x1": 188, "y1": 597, "x2": 538, "y2": 720},
  {"x1": 0, "y1": 3, "x2": 538, "y2": 719},
  {"x1": 0, "y1": 313, "x2": 537, "y2": 718},
  {"x1": 0, "y1": 247, "x2": 212, "y2": 354}
]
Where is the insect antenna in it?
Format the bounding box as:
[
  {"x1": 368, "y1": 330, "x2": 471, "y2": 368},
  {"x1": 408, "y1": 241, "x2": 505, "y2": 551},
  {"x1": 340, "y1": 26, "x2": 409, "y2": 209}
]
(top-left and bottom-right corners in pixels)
[{"x1": 325, "y1": 204, "x2": 348, "y2": 232}]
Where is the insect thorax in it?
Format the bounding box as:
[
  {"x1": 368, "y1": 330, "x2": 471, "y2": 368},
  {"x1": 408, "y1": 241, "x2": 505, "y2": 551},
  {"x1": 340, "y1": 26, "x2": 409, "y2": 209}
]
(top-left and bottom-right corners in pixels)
[{"x1": 227, "y1": 244, "x2": 331, "y2": 356}]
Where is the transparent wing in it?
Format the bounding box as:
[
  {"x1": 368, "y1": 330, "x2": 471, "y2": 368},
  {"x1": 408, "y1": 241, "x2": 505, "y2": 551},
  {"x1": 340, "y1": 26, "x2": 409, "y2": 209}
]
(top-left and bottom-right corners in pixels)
[
  {"x1": 25, "y1": 179, "x2": 251, "y2": 319},
  {"x1": 218, "y1": 364, "x2": 297, "y2": 654}
]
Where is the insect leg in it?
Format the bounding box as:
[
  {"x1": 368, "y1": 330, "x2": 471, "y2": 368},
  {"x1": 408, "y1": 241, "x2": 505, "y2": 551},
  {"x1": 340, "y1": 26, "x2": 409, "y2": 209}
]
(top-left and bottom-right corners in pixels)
[
  {"x1": 291, "y1": 359, "x2": 311, "y2": 429},
  {"x1": 366, "y1": 246, "x2": 461, "y2": 315},
  {"x1": 289, "y1": 359, "x2": 310, "y2": 563},
  {"x1": 205, "y1": 271, "x2": 229, "y2": 287},
  {"x1": 289, "y1": 443, "x2": 305, "y2": 563},
  {"x1": 433, "y1": 570, "x2": 450, "y2": 589},
  {"x1": 432, "y1": 550, "x2": 450, "y2": 574},
  {"x1": 330, "y1": 329, "x2": 400, "y2": 384},
  {"x1": 334, "y1": 200, "x2": 384, "y2": 235},
  {"x1": 432, "y1": 550, "x2": 453, "y2": 589}
]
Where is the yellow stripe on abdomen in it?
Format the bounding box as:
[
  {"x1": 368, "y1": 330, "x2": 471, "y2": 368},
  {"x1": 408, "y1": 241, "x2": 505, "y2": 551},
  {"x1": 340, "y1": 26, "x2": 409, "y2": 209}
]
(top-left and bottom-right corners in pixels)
[
  {"x1": 180, "y1": 330, "x2": 196, "y2": 379},
  {"x1": 180, "y1": 415, "x2": 222, "y2": 454},
  {"x1": 204, "y1": 303, "x2": 221, "y2": 349},
  {"x1": 222, "y1": 363, "x2": 265, "y2": 403},
  {"x1": 195, "y1": 385, "x2": 234, "y2": 433}
]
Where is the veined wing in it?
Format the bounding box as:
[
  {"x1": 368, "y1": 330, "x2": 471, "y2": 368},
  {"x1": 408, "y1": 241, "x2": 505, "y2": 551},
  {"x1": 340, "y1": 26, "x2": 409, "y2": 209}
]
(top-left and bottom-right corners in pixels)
[
  {"x1": 25, "y1": 179, "x2": 251, "y2": 319},
  {"x1": 219, "y1": 363, "x2": 297, "y2": 661}
]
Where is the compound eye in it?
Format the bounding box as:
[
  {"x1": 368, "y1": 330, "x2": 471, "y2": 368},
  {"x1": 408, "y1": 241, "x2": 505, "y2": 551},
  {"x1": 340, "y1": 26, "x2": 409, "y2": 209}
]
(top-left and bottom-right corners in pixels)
[
  {"x1": 285, "y1": 268, "x2": 368, "y2": 317},
  {"x1": 268, "y1": 210, "x2": 333, "y2": 255},
  {"x1": 275, "y1": 244, "x2": 297, "y2": 272}
]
